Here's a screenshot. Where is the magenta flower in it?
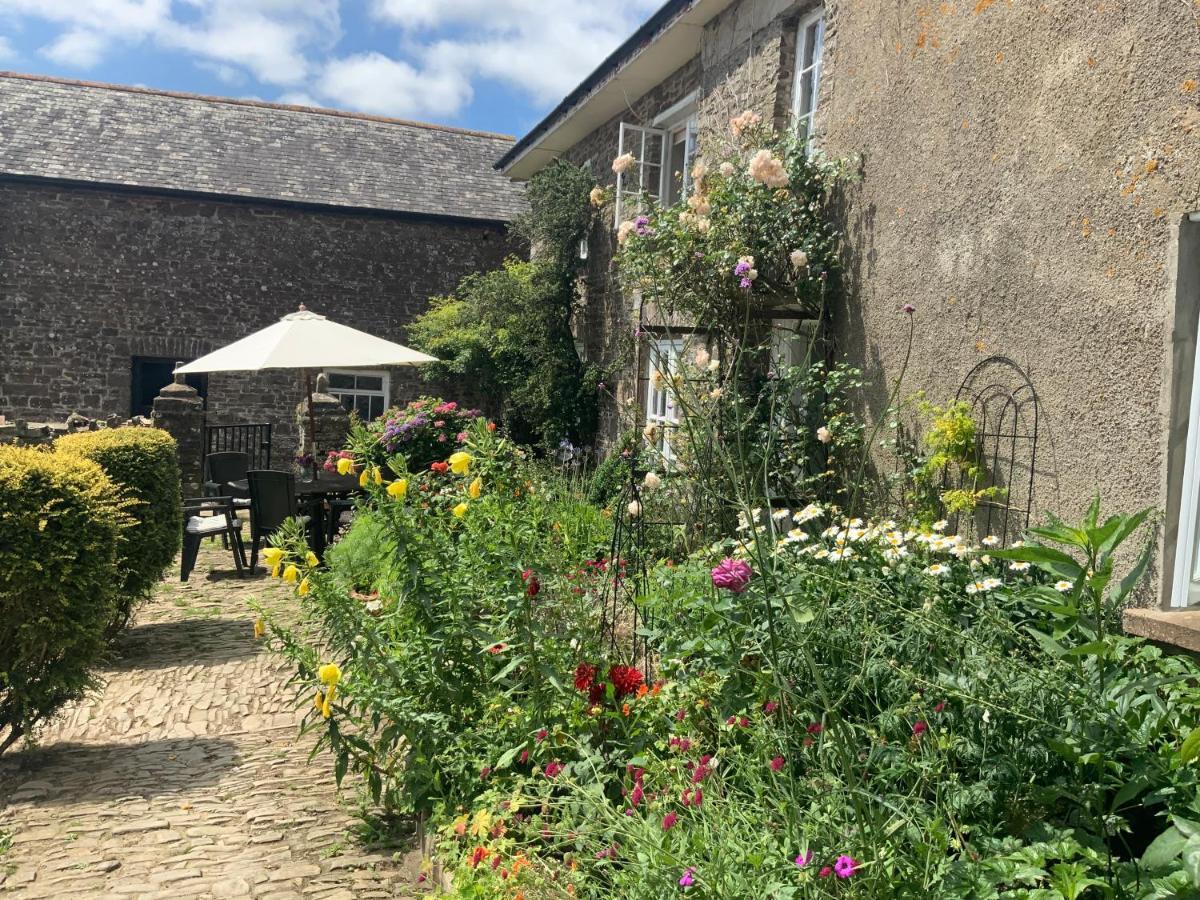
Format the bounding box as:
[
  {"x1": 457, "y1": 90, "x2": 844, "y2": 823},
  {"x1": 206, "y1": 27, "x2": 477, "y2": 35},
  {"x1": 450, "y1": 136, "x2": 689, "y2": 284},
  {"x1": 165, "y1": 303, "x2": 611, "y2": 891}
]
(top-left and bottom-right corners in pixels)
[
  {"x1": 901, "y1": 303, "x2": 916, "y2": 314},
  {"x1": 770, "y1": 755, "x2": 785, "y2": 772},
  {"x1": 764, "y1": 701, "x2": 778, "y2": 714},
  {"x1": 544, "y1": 760, "x2": 563, "y2": 778},
  {"x1": 679, "y1": 866, "x2": 695, "y2": 887},
  {"x1": 834, "y1": 855, "x2": 858, "y2": 879},
  {"x1": 711, "y1": 558, "x2": 753, "y2": 593},
  {"x1": 662, "y1": 812, "x2": 678, "y2": 831},
  {"x1": 912, "y1": 720, "x2": 928, "y2": 737},
  {"x1": 818, "y1": 866, "x2": 832, "y2": 878},
  {"x1": 795, "y1": 850, "x2": 813, "y2": 868},
  {"x1": 934, "y1": 701, "x2": 946, "y2": 713}
]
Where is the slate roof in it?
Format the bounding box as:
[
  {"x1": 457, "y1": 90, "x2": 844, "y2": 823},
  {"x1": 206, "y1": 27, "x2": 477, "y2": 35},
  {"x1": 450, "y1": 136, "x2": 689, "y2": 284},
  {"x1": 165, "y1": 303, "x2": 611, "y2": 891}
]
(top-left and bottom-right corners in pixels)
[{"x1": 0, "y1": 72, "x2": 525, "y2": 222}]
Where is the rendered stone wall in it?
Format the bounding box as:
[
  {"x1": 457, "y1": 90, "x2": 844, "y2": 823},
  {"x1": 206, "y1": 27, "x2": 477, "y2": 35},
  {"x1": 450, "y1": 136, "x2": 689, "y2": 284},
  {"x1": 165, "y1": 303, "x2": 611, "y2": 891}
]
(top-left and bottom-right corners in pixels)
[
  {"x1": 0, "y1": 179, "x2": 516, "y2": 461},
  {"x1": 817, "y1": 0, "x2": 1200, "y2": 600}
]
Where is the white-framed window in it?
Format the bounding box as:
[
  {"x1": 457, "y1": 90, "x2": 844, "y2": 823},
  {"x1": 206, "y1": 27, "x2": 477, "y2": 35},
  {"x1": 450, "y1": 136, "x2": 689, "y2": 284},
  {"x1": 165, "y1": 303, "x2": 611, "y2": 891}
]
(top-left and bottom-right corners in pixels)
[
  {"x1": 613, "y1": 92, "x2": 699, "y2": 225},
  {"x1": 645, "y1": 337, "x2": 684, "y2": 464},
  {"x1": 792, "y1": 6, "x2": 826, "y2": 151},
  {"x1": 326, "y1": 369, "x2": 390, "y2": 422},
  {"x1": 1169, "y1": 212, "x2": 1200, "y2": 606},
  {"x1": 615, "y1": 122, "x2": 666, "y2": 226}
]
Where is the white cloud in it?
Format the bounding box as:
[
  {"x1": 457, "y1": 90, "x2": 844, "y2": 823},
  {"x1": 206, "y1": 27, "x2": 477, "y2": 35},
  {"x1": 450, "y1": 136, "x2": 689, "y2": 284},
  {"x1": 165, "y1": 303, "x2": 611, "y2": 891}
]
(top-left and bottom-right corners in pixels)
[
  {"x1": 41, "y1": 31, "x2": 109, "y2": 67},
  {"x1": 370, "y1": 0, "x2": 662, "y2": 104},
  {"x1": 317, "y1": 52, "x2": 471, "y2": 119},
  {"x1": 0, "y1": 35, "x2": 17, "y2": 63}
]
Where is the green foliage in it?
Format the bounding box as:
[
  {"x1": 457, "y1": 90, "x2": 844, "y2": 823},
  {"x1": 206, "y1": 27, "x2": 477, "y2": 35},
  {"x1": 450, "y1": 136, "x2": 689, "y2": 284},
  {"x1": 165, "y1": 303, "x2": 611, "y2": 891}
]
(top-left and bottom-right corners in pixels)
[
  {"x1": 0, "y1": 445, "x2": 127, "y2": 753},
  {"x1": 585, "y1": 429, "x2": 640, "y2": 507},
  {"x1": 615, "y1": 121, "x2": 850, "y2": 332},
  {"x1": 57, "y1": 427, "x2": 181, "y2": 629},
  {"x1": 411, "y1": 159, "x2": 601, "y2": 449},
  {"x1": 341, "y1": 397, "x2": 483, "y2": 474}
]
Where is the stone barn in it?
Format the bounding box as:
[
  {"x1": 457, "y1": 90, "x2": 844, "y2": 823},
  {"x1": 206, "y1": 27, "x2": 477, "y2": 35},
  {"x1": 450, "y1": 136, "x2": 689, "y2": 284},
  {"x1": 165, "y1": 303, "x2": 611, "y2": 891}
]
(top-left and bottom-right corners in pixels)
[{"x1": 0, "y1": 71, "x2": 524, "y2": 461}]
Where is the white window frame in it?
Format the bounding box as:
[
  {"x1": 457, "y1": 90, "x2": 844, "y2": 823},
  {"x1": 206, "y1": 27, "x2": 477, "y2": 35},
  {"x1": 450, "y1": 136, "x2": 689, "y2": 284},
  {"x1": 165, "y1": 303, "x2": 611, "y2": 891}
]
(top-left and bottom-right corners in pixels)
[
  {"x1": 653, "y1": 92, "x2": 700, "y2": 206},
  {"x1": 614, "y1": 121, "x2": 667, "y2": 226},
  {"x1": 645, "y1": 337, "x2": 684, "y2": 465},
  {"x1": 792, "y1": 6, "x2": 826, "y2": 154},
  {"x1": 1170, "y1": 212, "x2": 1200, "y2": 606},
  {"x1": 326, "y1": 369, "x2": 391, "y2": 422}
]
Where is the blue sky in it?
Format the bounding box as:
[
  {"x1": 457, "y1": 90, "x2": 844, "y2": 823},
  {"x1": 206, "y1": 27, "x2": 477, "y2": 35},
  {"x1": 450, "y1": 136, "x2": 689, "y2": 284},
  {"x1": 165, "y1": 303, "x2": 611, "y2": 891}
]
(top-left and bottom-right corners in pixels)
[{"x1": 0, "y1": 0, "x2": 662, "y2": 136}]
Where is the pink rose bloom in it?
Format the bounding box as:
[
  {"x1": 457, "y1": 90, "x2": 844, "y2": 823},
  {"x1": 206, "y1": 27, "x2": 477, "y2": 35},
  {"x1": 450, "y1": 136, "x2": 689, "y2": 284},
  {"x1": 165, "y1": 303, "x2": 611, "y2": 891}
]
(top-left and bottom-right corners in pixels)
[{"x1": 711, "y1": 558, "x2": 753, "y2": 593}]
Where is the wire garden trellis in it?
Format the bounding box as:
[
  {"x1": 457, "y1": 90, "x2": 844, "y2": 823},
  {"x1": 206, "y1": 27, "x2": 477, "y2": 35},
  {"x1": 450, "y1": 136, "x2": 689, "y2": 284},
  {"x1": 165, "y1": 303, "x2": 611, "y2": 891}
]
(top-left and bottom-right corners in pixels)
[{"x1": 946, "y1": 356, "x2": 1040, "y2": 543}]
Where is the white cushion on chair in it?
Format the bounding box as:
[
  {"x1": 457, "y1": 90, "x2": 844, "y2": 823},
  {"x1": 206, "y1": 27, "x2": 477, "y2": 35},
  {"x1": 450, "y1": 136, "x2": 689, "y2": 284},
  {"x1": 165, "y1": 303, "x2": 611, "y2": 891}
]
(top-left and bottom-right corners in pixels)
[{"x1": 186, "y1": 515, "x2": 242, "y2": 536}]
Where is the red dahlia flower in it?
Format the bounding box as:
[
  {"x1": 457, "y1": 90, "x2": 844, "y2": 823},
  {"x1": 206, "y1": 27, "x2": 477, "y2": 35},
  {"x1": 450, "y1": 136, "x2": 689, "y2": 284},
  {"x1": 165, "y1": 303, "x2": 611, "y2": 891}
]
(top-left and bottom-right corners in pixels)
[
  {"x1": 522, "y1": 569, "x2": 541, "y2": 597},
  {"x1": 608, "y1": 665, "x2": 644, "y2": 699},
  {"x1": 574, "y1": 662, "x2": 597, "y2": 693}
]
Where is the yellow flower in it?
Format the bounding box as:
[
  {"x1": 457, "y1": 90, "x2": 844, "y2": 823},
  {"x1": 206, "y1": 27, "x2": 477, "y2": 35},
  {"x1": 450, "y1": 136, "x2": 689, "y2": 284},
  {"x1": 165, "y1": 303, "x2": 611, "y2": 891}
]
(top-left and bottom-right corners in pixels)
[
  {"x1": 298, "y1": 577, "x2": 310, "y2": 596},
  {"x1": 359, "y1": 468, "x2": 369, "y2": 488},
  {"x1": 468, "y1": 477, "x2": 482, "y2": 499},
  {"x1": 253, "y1": 617, "x2": 265, "y2": 639},
  {"x1": 336, "y1": 456, "x2": 353, "y2": 475},
  {"x1": 305, "y1": 550, "x2": 319, "y2": 567},
  {"x1": 263, "y1": 546, "x2": 285, "y2": 568},
  {"x1": 313, "y1": 689, "x2": 324, "y2": 710},
  {"x1": 452, "y1": 502, "x2": 468, "y2": 518},
  {"x1": 271, "y1": 562, "x2": 282, "y2": 578},
  {"x1": 387, "y1": 478, "x2": 408, "y2": 499},
  {"x1": 282, "y1": 564, "x2": 299, "y2": 583},
  {"x1": 325, "y1": 683, "x2": 337, "y2": 703},
  {"x1": 318, "y1": 663, "x2": 342, "y2": 686},
  {"x1": 448, "y1": 451, "x2": 472, "y2": 475},
  {"x1": 321, "y1": 698, "x2": 332, "y2": 719},
  {"x1": 373, "y1": 467, "x2": 383, "y2": 485}
]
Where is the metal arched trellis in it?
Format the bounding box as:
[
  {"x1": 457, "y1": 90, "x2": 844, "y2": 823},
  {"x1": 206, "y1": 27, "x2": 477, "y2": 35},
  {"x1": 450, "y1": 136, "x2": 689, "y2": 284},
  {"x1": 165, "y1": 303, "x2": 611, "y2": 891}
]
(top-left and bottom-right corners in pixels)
[{"x1": 949, "y1": 356, "x2": 1040, "y2": 542}]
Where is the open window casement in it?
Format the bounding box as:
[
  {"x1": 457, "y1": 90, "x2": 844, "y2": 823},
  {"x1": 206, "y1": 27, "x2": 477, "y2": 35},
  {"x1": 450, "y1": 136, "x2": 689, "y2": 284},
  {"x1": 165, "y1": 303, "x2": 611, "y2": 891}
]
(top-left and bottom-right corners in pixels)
[
  {"x1": 614, "y1": 122, "x2": 667, "y2": 227},
  {"x1": 645, "y1": 337, "x2": 684, "y2": 465}
]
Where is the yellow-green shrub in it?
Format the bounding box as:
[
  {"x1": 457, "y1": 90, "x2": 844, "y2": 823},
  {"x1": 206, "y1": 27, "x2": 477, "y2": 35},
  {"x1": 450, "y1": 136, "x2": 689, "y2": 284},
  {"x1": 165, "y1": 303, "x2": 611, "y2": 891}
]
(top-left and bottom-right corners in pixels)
[
  {"x1": 0, "y1": 446, "x2": 126, "y2": 753},
  {"x1": 57, "y1": 427, "x2": 181, "y2": 628}
]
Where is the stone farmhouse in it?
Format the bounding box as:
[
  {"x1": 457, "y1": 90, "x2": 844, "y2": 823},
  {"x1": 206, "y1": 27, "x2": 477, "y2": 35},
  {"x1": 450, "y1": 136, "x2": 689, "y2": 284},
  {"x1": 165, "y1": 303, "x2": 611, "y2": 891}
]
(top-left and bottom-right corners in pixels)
[
  {"x1": 0, "y1": 72, "x2": 524, "y2": 460},
  {"x1": 497, "y1": 0, "x2": 1200, "y2": 613}
]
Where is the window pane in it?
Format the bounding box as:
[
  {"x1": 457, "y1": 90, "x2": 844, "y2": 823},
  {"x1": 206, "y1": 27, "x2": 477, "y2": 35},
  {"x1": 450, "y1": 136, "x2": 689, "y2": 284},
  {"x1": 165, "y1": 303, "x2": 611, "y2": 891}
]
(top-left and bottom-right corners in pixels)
[
  {"x1": 798, "y1": 70, "x2": 815, "y2": 119},
  {"x1": 336, "y1": 394, "x2": 354, "y2": 413},
  {"x1": 803, "y1": 21, "x2": 820, "y2": 69},
  {"x1": 357, "y1": 375, "x2": 384, "y2": 391},
  {"x1": 328, "y1": 373, "x2": 355, "y2": 390},
  {"x1": 667, "y1": 134, "x2": 687, "y2": 205},
  {"x1": 369, "y1": 395, "x2": 384, "y2": 420}
]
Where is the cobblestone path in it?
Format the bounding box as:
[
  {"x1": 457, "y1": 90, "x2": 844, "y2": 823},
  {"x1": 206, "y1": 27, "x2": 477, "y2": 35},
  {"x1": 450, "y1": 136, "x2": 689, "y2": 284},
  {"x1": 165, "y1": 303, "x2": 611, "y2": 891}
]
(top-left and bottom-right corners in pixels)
[{"x1": 0, "y1": 546, "x2": 421, "y2": 899}]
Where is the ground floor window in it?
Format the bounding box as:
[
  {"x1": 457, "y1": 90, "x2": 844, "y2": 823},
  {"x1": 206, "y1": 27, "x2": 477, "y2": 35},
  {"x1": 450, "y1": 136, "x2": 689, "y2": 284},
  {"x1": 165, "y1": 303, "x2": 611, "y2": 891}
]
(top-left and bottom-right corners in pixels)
[
  {"x1": 326, "y1": 370, "x2": 389, "y2": 422},
  {"x1": 645, "y1": 337, "x2": 683, "y2": 464},
  {"x1": 1170, "y1": 213, "x2": 1200, "y2": 606},
  {"x1": 130, "y1": 356, "x2": 206, "y2": 417}
]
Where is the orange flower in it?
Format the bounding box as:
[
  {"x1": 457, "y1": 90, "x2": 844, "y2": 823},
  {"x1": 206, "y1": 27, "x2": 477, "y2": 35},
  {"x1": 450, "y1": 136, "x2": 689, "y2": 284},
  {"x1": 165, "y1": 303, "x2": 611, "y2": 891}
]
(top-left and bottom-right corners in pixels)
[
  {"x1": 636, "y1": 683, "x2": 649, "y2": 699},
  {"x1": 651, "y1": 682, "x2": 663, "y2": 697},
  {"x1": 515, "y1": 892, "x2": 525, "y2": 900},
  {"x1": 622, "y1": 703, "x2": 631, "y2": 716}
]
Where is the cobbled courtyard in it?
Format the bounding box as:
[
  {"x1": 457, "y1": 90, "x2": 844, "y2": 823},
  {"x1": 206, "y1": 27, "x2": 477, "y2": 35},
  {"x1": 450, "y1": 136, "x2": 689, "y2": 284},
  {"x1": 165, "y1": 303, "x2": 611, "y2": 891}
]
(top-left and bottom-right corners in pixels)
[{"x1": 0, "y1": 545, "x2": 422, "y2": 899}]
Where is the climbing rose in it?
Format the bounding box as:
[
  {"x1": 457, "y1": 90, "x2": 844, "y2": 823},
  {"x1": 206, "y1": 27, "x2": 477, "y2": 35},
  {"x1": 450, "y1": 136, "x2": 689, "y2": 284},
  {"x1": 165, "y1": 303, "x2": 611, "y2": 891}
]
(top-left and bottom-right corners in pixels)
[
  {"x1": 608, "y1": 665, "x2": 644, "y2": 699},
  {"x1": 729, "y1": 109, "x2": 762, "y2": 135},
  {"x1": 816, "y1": 425, "x2": 832, "y2": 444},
  {"x1": 711, "y1": 558, "x2": 753, "y2": 593},
  {"x1": 790, "y1": 249, "x2": 809, "y2": 270},
  {"x1": 834, "y1": 855, "x2": 858, "y2": 879},
  {"x1": 612, "y1": 152, "x2": 635, "y2": 174},
  {"x1": 747, "y1": 149, "x2": 789, "y2": 188},
  {"x1": 589, "y1": 186, "x2": 605, "y2": 207}
]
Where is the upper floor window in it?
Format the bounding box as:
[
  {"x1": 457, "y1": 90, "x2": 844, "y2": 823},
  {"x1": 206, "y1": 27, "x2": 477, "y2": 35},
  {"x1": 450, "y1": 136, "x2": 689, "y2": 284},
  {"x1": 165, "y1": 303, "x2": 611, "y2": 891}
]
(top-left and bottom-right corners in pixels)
[
  {"x1": 327, "y1": 369, "x2": 390, "y2": 422},
  {"x1": 614, "y1": 92, "x2": 698, "y2": 225},
  {"x1": 792, "y1": 7, "x2": 826, "y2": 150}
]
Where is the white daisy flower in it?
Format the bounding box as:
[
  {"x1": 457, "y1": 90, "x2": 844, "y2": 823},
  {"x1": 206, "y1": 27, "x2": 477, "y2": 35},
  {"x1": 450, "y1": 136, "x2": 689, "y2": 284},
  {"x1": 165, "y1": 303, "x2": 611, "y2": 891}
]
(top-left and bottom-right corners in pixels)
[
  {"x1": 1008, "y1": 561, "x2": 1031, "y2": 572},
  {"x1": 795, "y1": 503, "x2": 823, "y2": 523},
  {"x1": 771, "y1": 508, "x2": 791, "y2": 521},
  {"x1": 786, "y1": 528, "x2": 809, "y2": 543},
  {"x1": 981, "y1": 535, "x2": 1000, "y2": 547},
  {"x1": 924, "y1": 563, "x2": 949, "y2": 576},
  {"x1": 814, "y1": 548, "x2": 830, "y2": 559},
  {"x1": 821, "y1": 525, "x2": 841, "y2": 539},
  {"x1": 1054, "y1": 580, "x2": 1074, "y2": 592},
  {"x1": 949, "y1": 544, "x2": 972, "y2": 559},
  {"x1": 883, "y1": 547, "x2": 909, "y2": 562},
  {"x1": 932, "y1": 519, "x2": 949, "y2": 532},
  {"x1": 981, "y1": 577, "x2": 1002, "y2": 590},
  {"x1": 828, "y1": 547, "x2": 855, "y2": 561}
]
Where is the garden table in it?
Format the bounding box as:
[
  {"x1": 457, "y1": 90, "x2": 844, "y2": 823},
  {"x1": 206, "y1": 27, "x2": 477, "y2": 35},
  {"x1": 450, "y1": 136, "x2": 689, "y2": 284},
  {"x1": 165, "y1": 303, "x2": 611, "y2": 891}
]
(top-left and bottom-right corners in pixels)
[{"x1": 228, "y1": 471, "x2": 361, "y2": 557}]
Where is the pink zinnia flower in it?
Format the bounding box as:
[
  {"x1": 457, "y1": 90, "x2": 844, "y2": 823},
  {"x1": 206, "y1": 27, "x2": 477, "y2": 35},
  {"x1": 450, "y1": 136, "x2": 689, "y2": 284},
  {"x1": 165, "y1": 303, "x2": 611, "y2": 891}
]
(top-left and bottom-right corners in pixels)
[
  {"x1": 770, "y1": 755, "x2": 785, "y2": 771},
  {"x1": 711, "y1": 557, "x2": 753, "y2": 593},
  {"x1": 834, "y1": 855, "x2": 858, "y2": 878},
  {"x1": 794, "y1": 850, "x2": 813, "y2": 868},
  {"x1": 912, "y1": 720, "x2": 928, "y2": 737},
  {"x1": 662, "y1": 812, "x2": 678, "y2": 831}
]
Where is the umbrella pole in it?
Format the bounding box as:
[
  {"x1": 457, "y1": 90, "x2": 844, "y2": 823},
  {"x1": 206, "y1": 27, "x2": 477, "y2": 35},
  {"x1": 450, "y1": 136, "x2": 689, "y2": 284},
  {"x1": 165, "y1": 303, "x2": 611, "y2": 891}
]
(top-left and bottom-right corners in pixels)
[{"x1": 305, "y1": 369, "x2": 319, "y2": 479}]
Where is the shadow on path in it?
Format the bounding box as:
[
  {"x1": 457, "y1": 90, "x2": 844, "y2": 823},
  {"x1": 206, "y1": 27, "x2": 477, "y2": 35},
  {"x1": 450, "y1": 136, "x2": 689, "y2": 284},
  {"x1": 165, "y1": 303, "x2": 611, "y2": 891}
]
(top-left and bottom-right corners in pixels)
[
  {"x1": 0, "y1": 736, "x2": 239, "y2": 807},
  {"x1": 105, "y1": 617, "x2": 260, "y2": 671}
]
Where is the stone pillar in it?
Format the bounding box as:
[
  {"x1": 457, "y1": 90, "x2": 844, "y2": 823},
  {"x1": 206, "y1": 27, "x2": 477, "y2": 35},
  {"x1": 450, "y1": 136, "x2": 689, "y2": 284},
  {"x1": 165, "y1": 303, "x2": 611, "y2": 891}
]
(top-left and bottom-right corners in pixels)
[
  {"x1": 153, "y1": 364, "x2": 205, "y2": 496},
  {"x1": 297, "y1": 373, "x2": 351, "y2": 464}
]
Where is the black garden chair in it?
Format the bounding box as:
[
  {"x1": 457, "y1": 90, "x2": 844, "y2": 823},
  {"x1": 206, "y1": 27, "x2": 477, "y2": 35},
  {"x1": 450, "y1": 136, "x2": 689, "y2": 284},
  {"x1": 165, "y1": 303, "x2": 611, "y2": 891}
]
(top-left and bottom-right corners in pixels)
[
  {"x1": 246, "y1": 469, "x2": 311, "y2": 571},
  {"x1": 181, "y1": 496, "x2": 247, "y2": 581}
]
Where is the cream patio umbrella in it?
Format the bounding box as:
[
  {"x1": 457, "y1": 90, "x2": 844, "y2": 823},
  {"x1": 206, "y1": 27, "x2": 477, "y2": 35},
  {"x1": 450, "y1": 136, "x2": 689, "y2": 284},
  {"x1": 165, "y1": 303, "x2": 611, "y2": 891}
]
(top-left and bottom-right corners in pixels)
[{"x1": 175, "y1": 305, "x2": 437, "y2": 468}]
